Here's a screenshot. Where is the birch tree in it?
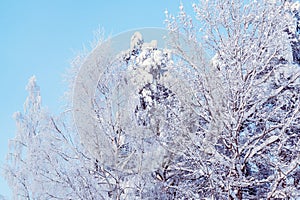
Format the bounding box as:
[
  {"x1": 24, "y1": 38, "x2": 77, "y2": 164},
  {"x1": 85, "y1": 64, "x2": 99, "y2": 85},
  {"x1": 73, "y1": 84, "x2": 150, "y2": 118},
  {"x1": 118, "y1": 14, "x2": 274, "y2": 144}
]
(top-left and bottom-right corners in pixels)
[
  {"x1": 165, "y1": 0, "x2": 300, "y2": 199},
  {"x1": 5, "y1": 77, "x2": 115, "y2": 199}
]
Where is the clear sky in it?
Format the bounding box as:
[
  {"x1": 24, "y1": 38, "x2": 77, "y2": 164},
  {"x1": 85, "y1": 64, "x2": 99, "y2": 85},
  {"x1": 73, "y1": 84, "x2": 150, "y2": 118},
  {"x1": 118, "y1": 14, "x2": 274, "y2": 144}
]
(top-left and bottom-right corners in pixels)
[{"x1": 0, "y1": 0, "x2": 190, "y2": 198}]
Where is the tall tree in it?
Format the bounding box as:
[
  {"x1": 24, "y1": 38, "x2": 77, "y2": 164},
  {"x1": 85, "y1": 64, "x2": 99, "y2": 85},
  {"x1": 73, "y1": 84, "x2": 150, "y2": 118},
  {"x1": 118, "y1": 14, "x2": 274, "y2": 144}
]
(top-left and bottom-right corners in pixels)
[{"x1": 165, "y1": 0, "x2": 300, "y2": 198}]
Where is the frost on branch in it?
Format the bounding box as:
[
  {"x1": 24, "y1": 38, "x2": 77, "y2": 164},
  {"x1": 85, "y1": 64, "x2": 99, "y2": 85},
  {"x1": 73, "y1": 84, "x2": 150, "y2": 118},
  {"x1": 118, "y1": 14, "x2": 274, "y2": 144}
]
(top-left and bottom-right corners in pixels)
[
  {"x1": 166, "y1": 0, "x2": 300, "y2": 199},
  {"x1": 4, "y1": 1, "x2": 300, "y2": 199},
  {"x1": 90, "y1": 31, "x2": 192, "y2": 198},
  {"x1": 5, "y1": 77, "x2": 113, "y2": 199}
]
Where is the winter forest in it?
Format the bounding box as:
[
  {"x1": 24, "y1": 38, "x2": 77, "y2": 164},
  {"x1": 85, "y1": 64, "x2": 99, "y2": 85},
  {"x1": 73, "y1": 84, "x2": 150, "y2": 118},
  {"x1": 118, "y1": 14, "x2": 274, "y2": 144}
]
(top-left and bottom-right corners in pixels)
[{"x1": 4, "y1": 0, "x2": 300, "y2": 199}]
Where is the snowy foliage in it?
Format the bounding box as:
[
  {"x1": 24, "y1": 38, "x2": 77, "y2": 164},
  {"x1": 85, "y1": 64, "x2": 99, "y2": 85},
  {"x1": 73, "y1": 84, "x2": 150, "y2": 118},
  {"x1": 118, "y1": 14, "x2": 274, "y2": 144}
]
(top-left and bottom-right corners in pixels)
[
  {"x1": 5, "y1": 77, "x2": 112, "y2": 199},
  {"x1": 165, "y1": 0, "x2": 300, "y2": 199},
  {"x1": 4, "y1": 0, "x2": 300, "y2": 199}
]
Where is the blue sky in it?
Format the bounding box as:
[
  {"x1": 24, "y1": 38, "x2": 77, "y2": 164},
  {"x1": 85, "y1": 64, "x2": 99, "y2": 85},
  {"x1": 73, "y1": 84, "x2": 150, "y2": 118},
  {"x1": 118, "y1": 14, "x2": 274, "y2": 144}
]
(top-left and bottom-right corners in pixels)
[{"x1": 0, "y1": 0, "x2": 189, "y2": 197}]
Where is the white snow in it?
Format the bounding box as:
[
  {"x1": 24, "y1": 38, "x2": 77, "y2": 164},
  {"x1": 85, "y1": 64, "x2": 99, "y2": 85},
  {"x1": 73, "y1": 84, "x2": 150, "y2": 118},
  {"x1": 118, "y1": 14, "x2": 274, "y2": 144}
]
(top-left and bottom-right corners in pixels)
[{"x1": 130, "y1": 31, "x2": 143, "y2": 50}]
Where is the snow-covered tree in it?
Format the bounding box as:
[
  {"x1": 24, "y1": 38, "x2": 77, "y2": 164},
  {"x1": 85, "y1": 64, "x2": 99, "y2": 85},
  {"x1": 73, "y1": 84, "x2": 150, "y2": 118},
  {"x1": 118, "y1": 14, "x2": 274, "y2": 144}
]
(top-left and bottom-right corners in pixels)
[
  {"x1": 4, "y1": 0, "x2": 300, "y2": 199},
  {"x1": 165, "y1": 0, "x2": 300, "y2": 199},
  {"x1": 5, "y1": 77, "x2": 116, "y2": 199}
]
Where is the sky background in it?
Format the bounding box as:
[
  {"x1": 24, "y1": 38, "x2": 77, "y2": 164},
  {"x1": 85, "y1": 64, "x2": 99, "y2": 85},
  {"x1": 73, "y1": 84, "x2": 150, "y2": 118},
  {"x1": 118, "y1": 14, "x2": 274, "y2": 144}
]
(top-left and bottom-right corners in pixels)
[{"x1": 0, "y1": 0, "x2": 191, "y2": 198}]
